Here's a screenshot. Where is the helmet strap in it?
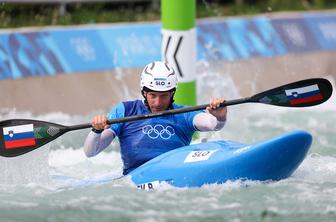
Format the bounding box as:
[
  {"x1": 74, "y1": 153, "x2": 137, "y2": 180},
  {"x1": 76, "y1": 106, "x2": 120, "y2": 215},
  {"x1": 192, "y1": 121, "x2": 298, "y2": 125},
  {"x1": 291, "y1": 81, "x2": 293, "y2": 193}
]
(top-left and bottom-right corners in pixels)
[
  {"x1": 141, "y1": 90, "x2": 150, "y2": 111},
  {"x1": 169, "y1": 90, "x2": 176, "y2": 109}
]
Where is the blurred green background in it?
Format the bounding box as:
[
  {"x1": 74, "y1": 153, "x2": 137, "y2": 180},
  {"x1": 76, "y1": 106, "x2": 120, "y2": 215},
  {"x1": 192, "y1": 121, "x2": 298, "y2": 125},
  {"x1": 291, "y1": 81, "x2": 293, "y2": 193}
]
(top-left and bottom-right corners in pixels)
[{"x1": 1, "y1": 0, "x2": 336, "y2": 28}]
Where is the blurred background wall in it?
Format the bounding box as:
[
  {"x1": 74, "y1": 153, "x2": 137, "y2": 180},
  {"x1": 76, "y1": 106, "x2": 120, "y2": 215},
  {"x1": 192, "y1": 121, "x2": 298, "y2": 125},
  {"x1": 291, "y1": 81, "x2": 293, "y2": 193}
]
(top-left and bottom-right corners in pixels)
[{"x1": 0, "y1": 0, "x2": 335, "y2": 114}]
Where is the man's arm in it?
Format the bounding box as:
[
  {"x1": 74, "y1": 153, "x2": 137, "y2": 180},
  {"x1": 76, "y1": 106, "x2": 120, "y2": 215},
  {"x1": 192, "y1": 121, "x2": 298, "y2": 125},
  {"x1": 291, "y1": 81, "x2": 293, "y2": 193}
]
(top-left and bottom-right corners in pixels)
[
  {"x1": 193, "y1": 112, "x2": 226, "y2": 131},
  {"x1": 84, "y1": 128, "x2": 115, "y2": 157},
  {"x1": 206, "y1": 98, "x2": 227, "y2": 121},
  {"x1": 193, "y1": 98, "x2": 227, "y2": 131},
  {"x1": 84, "y1": 103, "x2": 124, "y2": 157},
  {"x1": 84, "y1": 114, "x2": 114, "y2": 157}
]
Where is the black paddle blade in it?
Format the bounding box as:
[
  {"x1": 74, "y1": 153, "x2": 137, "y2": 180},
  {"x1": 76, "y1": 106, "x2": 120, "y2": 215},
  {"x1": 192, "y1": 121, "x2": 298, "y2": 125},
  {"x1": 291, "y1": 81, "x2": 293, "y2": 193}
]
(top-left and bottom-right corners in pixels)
[
  {"x1": 251, "y1": 78, "x2": 333, "y2": 107},
  {"x1": 0, "y1": 119, "x2": 68, "y2": 157}
]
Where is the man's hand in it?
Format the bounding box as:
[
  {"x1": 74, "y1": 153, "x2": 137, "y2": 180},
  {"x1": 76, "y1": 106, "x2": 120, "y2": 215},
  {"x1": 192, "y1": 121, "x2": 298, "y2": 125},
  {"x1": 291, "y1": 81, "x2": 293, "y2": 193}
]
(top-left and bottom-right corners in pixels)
[
  {"x1": 206, "y1": 98, "x2": 227, "y2": 121},
  {"x1": 91, "y1": 115, "x2": 110, "y2": 130}
]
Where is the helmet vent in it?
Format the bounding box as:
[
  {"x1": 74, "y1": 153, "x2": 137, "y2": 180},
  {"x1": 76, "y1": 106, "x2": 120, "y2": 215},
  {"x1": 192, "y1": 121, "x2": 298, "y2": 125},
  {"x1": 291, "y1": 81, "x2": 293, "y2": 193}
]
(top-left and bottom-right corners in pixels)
[
  {"x1": 164, "y1": 63, "x2": 171, "y2": 71},
  {"x1": 150, "y1": 62, "x2": 155, "y2": 70},
  {"x1": 140, "y1": 61, "x2": 178, "y2": 92}
]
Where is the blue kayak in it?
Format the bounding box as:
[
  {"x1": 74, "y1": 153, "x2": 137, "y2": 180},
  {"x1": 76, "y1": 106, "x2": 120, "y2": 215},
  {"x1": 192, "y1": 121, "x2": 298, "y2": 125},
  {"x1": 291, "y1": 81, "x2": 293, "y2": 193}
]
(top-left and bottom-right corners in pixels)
[{"x1": 130, "y1": 130, "x2": 312, "y2": 190}]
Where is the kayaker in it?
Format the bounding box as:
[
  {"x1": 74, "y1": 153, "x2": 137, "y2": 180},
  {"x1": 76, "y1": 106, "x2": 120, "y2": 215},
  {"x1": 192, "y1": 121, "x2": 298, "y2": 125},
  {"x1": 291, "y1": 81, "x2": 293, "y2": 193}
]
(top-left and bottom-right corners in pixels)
[{"x1": 84, "y1": 61, "x2": 227, "y2": 175}]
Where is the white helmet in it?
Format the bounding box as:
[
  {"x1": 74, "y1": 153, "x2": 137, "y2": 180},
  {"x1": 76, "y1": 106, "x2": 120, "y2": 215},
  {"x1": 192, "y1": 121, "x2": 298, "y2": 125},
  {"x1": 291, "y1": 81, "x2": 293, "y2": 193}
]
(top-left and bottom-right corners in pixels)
[{"x1": 140, "y1": 61, "x2": 178, "y2": 92}]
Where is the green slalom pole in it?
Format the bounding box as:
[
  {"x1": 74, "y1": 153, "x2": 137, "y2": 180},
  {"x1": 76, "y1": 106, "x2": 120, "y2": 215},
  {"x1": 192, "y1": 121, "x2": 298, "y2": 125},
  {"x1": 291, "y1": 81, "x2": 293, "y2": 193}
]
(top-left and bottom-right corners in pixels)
[{"x1": 161, "y1": 0, "x2": 196, "y2": 106}]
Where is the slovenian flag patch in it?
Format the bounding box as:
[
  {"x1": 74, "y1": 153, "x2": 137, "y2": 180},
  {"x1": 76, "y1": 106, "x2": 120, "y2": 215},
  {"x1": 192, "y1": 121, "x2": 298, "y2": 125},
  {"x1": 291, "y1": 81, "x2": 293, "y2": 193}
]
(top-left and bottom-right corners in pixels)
[
  {"x1": 285, "y1": 84, "x2": 323, "y2": 105},
  {"x1": 3, "y1": 124, "x2": 36, "y2": 149}
]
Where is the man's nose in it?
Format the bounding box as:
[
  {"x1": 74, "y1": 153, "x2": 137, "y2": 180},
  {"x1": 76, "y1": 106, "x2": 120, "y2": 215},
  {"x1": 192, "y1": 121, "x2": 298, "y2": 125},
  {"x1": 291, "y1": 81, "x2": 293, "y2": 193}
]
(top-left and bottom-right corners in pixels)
[
  {"x1": 154, "y1": 97, "x2": 164, "y2": 105},
  {"x1": 154, "y1": 98, "x2": 161, "y2": 105}
]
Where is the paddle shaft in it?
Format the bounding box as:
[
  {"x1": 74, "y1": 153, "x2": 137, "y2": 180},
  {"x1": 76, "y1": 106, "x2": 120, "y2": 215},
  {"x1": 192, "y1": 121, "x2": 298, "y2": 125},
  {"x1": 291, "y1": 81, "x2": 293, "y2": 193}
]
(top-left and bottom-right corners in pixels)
[
  {"x1": 0, "y1": 78, "x2": 332, "y2": 158},
  {"x1": 68, "y1": 97, "x2": 251, "y2": 131}
]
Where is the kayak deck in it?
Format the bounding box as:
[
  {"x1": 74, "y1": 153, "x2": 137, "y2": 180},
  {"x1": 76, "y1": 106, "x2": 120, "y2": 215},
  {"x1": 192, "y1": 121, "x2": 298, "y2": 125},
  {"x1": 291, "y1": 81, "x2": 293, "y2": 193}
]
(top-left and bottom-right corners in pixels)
[{"x1": 130, "y1": 130, "x2": 312, "y2": 189}]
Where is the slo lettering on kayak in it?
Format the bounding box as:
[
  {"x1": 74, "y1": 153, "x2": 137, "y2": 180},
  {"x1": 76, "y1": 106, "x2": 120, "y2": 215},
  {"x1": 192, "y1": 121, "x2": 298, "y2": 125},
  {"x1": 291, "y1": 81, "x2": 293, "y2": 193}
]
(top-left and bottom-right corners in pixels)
[{"x1": 184, "y1": 150, "x2": 218, "y2": 163}]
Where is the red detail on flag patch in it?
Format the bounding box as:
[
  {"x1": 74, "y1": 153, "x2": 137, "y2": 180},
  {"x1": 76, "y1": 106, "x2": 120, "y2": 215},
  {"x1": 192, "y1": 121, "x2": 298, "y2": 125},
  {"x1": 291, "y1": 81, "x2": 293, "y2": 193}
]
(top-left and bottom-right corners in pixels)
[
  {"x1": 289, "y1": 94, "x2": 323, "y2": 105},
  {"x1": 4, "y1": 138, "x2": 36, "y2": 149}
]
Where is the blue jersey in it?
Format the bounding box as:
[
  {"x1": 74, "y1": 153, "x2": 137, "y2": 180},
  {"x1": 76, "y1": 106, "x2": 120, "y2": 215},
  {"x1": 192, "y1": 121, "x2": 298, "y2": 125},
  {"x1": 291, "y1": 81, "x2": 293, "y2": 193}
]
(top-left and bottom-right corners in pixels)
[{"x1": 108, "y1": 100, "x2": 202, "y2": 175}]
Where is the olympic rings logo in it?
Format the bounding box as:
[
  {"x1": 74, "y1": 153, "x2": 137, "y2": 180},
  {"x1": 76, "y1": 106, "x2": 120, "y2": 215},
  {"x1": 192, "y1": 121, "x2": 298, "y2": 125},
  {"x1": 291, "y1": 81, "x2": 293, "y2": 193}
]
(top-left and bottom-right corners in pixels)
[{"x1": 142, "y1": 124, "x2": 175, "y2": 140}]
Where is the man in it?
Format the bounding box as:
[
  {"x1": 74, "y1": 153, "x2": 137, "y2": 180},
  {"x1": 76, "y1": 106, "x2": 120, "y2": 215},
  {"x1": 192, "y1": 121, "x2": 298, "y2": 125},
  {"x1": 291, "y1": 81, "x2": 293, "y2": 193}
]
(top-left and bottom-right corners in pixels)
[{"x1": 84, "y1": 61, "x2": 227, "y2": 175}]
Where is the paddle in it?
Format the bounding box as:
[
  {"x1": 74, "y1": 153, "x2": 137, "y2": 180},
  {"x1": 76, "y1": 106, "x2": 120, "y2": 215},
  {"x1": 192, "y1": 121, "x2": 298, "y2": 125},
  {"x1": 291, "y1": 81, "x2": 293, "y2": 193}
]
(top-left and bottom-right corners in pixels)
[{"x1": 0, "y1": 78, "x2": 332, "y2": 157}]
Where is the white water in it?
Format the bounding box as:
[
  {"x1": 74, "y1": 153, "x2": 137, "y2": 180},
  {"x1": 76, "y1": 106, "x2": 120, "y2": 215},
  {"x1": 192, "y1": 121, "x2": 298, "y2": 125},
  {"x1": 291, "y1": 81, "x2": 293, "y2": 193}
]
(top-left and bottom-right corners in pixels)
[{"x1": 0, "y1": 72, "x2": 335, "y2": 222}]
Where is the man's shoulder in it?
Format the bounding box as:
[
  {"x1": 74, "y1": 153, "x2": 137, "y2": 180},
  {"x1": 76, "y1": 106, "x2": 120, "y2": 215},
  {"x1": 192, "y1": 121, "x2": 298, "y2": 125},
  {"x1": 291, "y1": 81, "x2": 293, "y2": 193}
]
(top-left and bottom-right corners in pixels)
[
  {"x1": 122, "y1": 99, "x2": 147, "y2": 116},
  {"x1": 173, "y1": 103, "x2": 205, "y2": 116},
  {"x1": 108, "y1": 100, "x2": 143, "y2": 118},
  {"x1": 173, "y1": 103, "x2": 200, "y2": 110},
  {"x1": 123, "y1": 99, "x2": 142, "y2": 105},
  {"x1": 122, "y1": 99, "x2": 144, "y2": 109},
  {"x1": 172, "y1": 103, "x2": 188, "y2": 109}
]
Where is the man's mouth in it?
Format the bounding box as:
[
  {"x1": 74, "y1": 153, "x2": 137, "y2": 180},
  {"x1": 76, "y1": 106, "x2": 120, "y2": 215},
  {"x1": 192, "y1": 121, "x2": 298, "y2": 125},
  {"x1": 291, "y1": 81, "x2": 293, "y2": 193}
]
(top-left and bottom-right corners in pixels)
[{"x1": 151, "y1": 107, "x2": 164, "y2": 112}]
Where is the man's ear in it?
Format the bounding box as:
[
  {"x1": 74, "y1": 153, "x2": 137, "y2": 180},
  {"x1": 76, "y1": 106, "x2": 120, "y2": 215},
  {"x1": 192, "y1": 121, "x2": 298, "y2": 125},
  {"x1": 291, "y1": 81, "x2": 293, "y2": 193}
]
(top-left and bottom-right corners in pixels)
[{"x1": 142, "y1": 91, "x2": 147, "y2": 98}]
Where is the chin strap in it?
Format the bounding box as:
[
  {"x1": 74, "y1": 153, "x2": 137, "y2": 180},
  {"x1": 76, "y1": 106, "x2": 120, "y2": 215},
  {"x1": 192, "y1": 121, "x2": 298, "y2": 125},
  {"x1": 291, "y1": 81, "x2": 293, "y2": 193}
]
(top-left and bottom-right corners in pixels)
[{"x1": 142, "y1": 89, "x2": 176, "y2": 112}]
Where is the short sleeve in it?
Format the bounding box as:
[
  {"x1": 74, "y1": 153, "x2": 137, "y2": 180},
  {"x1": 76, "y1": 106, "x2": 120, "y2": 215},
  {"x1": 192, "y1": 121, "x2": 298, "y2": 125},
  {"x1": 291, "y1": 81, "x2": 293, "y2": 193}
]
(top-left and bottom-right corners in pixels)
[{"x1": 107, "y1": 103, "x2": 125, "y2": 136}]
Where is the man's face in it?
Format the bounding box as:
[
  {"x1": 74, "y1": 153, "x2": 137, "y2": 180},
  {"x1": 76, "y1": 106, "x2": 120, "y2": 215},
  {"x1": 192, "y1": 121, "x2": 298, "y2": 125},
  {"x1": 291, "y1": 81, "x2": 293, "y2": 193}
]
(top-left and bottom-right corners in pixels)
[{"x1": 144, "y1": 91, "x2": 173, "y2": 113}]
